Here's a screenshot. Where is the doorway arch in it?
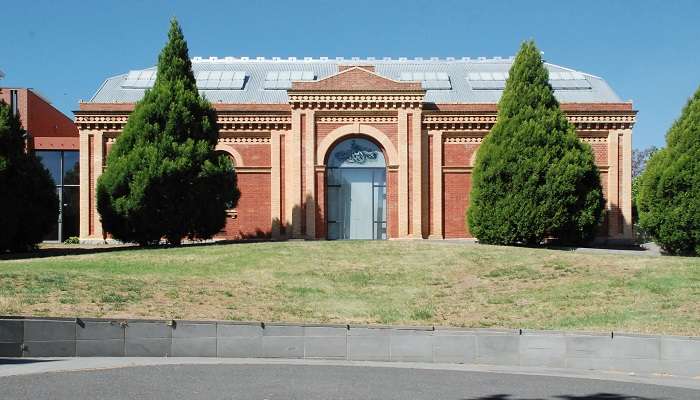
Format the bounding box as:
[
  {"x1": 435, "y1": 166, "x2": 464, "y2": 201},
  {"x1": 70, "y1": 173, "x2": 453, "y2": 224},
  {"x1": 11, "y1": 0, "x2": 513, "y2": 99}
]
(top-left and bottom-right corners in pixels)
[{"x1": 326, "y1": 137, "x2": 387, "y2": 240}]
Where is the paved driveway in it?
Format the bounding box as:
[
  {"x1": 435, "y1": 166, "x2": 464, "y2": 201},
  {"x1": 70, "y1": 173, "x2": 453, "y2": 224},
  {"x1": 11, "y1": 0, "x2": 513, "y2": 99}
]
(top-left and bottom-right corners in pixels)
[{"x1": 1, "y1": 359, "x2": 698, "y2": 400}]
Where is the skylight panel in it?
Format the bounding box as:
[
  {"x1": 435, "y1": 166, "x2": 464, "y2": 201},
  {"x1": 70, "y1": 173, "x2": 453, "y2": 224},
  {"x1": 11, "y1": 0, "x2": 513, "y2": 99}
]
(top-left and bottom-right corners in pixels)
[
  {"x1": 397, "y1": 71, "x2": 452, "y2": 89},
  {"x1": 264, "y1": 70, "x2": 315, "y2": 90}
]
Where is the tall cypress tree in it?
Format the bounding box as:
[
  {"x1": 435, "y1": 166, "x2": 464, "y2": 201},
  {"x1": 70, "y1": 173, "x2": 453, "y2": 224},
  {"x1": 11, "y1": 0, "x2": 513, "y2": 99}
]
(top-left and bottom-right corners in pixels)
[
  {"x1": 97, "y1": 19, "x2": 239, "y2": 245},
  {"x1": 468, "y1": 41, "x2": 604, "y2": 245},
  {"x1": 638, "y1": 85, "x2": 700, "y2": 255},
  {"x1": 0, "y1": 100, "x2": 58, "y2": 252}
]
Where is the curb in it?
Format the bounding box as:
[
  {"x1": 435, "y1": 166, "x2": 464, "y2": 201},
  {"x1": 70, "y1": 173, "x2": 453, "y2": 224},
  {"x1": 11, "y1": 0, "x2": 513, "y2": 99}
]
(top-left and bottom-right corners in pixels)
[{"x1": 1, "y1": 316, "x2": 699, "y2": 377}]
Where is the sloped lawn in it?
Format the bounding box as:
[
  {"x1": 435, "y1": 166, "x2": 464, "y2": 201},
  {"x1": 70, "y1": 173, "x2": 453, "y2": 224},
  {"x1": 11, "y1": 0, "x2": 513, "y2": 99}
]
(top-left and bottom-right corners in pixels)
[{"x1": 1, "y1": 241, "x2": 698, "y2": 335}]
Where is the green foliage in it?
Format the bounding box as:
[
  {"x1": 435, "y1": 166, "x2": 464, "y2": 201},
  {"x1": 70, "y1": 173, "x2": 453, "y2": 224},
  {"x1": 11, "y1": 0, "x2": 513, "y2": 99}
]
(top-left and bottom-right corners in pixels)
[
  {"x1": 97, "y1": 19, "x2": 239, "y2": 246},
  {"x1": 0, "y1": 100, "x2": 58, "y2": 252},
  {"x1": 468, "y1": 41, "x2": 604, "y2": 245},
  {"x1": 63, "y1": 236, "x2": 80, "y2": 245},
  {"x1": 638, "y1": 85, "x2": 700, "y2": 256}
]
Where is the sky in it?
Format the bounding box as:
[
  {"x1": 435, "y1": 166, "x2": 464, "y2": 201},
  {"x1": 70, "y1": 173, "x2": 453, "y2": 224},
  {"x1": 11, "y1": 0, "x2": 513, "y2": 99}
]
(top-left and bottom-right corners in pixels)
[{"x1": 1, "y1": 0, "x2": 698, "y2": 150}]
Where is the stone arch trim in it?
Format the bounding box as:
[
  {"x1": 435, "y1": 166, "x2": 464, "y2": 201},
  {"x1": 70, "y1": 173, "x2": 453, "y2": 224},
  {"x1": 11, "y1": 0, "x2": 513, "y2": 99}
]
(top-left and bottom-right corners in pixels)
[
  {"x1": 215, "y1": 143, "x2": 244, "y2": 167},
  {"x1": 317, "y1": 123, "x2": 398, "y2": 166}
]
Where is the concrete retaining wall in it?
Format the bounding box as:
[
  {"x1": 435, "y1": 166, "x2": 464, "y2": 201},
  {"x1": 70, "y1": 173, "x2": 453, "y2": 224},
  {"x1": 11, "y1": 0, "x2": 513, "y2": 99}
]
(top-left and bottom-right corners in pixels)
[{"x1": 1, "y1": 317, "x2": 699, "y2": 377}]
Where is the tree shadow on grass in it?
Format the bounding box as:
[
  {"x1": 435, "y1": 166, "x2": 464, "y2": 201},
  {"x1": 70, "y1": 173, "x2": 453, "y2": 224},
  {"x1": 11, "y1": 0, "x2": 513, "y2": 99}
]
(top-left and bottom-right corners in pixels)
[
  {"x1": 462, "y1": 394, "x2": 663, "y2": 400},
  {"x1": 0, "y1": 238, "x2": 272, "y2": 261}
]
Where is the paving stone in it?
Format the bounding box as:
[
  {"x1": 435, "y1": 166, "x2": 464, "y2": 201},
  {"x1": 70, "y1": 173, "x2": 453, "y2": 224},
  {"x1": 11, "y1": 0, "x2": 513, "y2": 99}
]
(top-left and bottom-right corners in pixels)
[
  {"x1": 23, "y1": 340, "x2": 75, "y2": 357},
  {"x1": 348, "y1": 335, "x2": 390, "y2": 361},
  {"x1": 304, "y1": 336, "x2": 346, "y2": 359},
  {"x1": 125, "y1": 338, "x2": 172, "y2": 357},
  {"x1": 263, "y1": 325, "x2": 304, "y2": 337},
  {"x1": 262, "y1": 336, "x2": 304, "y2": 358},
  {"x1": 171, "y1": 337, "x2": 217, "y2": 357},
  {"x1": 76, "y1": 339, "x2": 124, "y2": 357},
  {"x1": 172, "y1": 322, "x2": 217, "y2": 339},
  {"x1": 390, "y1": 334, "x2": 433, "y2": 362},
  {"x1": 304, "y1": 326, "x2": 346, "y2": 337},
  {"x1": 0, "y1": 320, "x2": 23, "y2": 342},
  {"x1": 77, "y1": 321, "x2": 124, "y2": 340},
  {"x1": 476, "y1": 334, "x2": 520, "y2": 365},
  {"x1": 610, "y1": 336, "x2": 660, "y2": 359},
  {"x1": 660, "y1": 337, "x2": 700, "y2": 361},
  {"x1": 0, "y1": 342, "x2": 22, "y2": 357},
  {"x1": 126, "y1": 322, "x2": 172, "y2": 339},
  {"x1": 217, "y1": 324, "x2": 262, "y2": 338},
  {"x1": 24, "y1": 320, "x2": 75, "y2": 342},
  {"x1": 565, "y1": 335, "x2": 613, "y2": 359},
  {"x1": 519, "y1": 335, "x2": 566, "y2": 368},
  {"x1": 218, "y1": 337, "x2": 263, "y2": 358},
  {"x1": 433, "y1": 334, "x2": 477, "y2": 364}
]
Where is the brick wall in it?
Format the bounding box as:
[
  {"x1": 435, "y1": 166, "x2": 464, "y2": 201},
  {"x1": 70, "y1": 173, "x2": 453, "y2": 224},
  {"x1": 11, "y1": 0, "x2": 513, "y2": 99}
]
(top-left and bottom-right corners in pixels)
[{"x1": 220, "y1": 172, "x2": 271, "y2": 239}]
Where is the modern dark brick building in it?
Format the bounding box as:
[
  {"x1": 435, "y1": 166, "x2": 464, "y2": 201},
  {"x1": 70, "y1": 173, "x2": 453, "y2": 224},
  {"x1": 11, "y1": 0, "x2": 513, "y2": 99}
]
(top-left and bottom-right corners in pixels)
[{"x1": 76, "y1": 57, "x2": 635, "y2": 242}]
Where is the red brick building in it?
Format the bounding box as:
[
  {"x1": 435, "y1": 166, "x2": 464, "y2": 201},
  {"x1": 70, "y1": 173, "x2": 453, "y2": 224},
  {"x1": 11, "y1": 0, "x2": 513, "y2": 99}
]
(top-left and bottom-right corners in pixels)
[
  {"x1": 76, "y1": 57, "x2": 635, "y2": 243},
  {"x1": 0, "y1": 87, "x2": 80, "y2": 241}
]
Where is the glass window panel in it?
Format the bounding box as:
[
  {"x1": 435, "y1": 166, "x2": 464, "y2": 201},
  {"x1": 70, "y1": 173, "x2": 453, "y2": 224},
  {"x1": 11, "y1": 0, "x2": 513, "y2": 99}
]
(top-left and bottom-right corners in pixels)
[
  {"x1": 479, "y1": 72, "x2": 493, "y2": 80},
  {"x1": 327, "y1": 138, "x2": 386, "y2": 168},
  {"x1": 61, "y1": 186, "x2": 80, "y2": 239},
  {"x1": 468, "y1": 72, "x2": 481, "y2": 81},
  {"x1": 413, "y1": 72, "x2": 424, "y2": 81},
  {"x1": 560, "y1": 72, "x2": 574, "y2": 80},
  {"x1": 436, "y1": 72, "x2": 449, "y2": 81},
  {"x1": 220, "y1": 71, "x2": 235, "y2": 80},
  {"x1": 196, "y1": 71, "x2": 210, "y2": 80},
  {"x1": 234, "y1": 71, "x2": 246, "y2": 80},
  {"x1": 400, "y1": 72, "x2": 413, "y2": 81},
  {"x1": 36, "y1": 150, "x2": 61, "y2": 185},
  {"x1": 278, "y1": 71, "x2": 290, "y2": 80},
  {"x1": 301, "y1": 71, "x2": 315, "y2": 80},
  {"x1": 266, "y1": 71, "x2": 278, "y2": 80},
  {"x1": 208, "y1": 71, "x2": 222, "y2": 80},
  {"x1": 424, "y1": 72, "x2": 436, "y2": 80},
  {"x1": 62, "y1": 151, "x2": 79, "y2": 185},
  {"x1": 290, "y1": 71, "x2": 303, "y2": 80}
]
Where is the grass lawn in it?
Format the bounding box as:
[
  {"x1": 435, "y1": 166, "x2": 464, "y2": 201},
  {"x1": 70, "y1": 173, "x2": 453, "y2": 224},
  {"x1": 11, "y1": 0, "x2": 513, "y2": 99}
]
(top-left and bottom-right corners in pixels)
[{"x1": 0, "y1": 241, "x2": 698, "y2": 335}]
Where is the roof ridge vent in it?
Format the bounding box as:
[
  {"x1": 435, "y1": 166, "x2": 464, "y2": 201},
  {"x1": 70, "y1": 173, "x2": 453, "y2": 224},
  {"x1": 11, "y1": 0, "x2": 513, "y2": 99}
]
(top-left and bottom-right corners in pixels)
[
  {"x1": 494, "y1": 56, "x2": 502, "y2": 60},
  {"x1": 446, "y1": 57, "x2": 455, "y2": 61},
  {"x1": 272, "y1": 57, "x2": 281, "y2": 61},
  {"x1": 398, "y1": 57, "x2": 407, "y2": 61},
  {"x1": 336, "y1": 57, "x2": 345, "y2": 61},
  {"x1": 192, "y1": 56, "x2": 203, "y2": 62},
  {"x1": 461, "y1": 57, "x2": 471, "y2": 61},
  {"x1": 414, "y1": 57, "x2": 423, "y2": 61},
  {"x1": 224, "y1": 57, "x2": 235, "y2": 62},
  {"x1": 288, "y1": 56, "x2": 297, "y2": 61},
  {"x1": 304, "y1": 57, "x2": 313, "y2": 61},
  {"x1": 383, "y1": 57, "x2": 391, "y2": 61},
  {"x1": 320, "y1": 56, "x2": 329, "y2": 61},
  {"x1": 367, "y1": 56, "x2": 375, "y2": 61},
  {"x1": 241, "y1": 56, "x2": 250, "y2": 61},
  {"x1": 477, "y1": 57, "x2": 487, "y2": 61},
  {"x1": 256, "y1": 56, "x2": 265, "y2": 61},
  {"x1": 430, "y1": 57, "x2": 439, "y2": 61},
  {"x1": 351, "y1": 56, "x2": 360, "y2": 61},
  {"x1": 208, "y1": 56, "x2": 219, "y2": 62}
]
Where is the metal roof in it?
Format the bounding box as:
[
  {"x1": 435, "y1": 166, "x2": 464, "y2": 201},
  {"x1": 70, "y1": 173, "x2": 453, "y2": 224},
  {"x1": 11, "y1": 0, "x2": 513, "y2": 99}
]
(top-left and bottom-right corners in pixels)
[{"x1": 88, "y1": 57, "x2": 622, "y2": 104}]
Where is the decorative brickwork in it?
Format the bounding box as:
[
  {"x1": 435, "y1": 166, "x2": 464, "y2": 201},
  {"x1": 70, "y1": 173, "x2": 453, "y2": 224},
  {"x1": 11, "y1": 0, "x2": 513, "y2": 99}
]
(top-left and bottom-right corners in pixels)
[{"x1": 76, "y1": 67, "x2": 636, "y2": 243}]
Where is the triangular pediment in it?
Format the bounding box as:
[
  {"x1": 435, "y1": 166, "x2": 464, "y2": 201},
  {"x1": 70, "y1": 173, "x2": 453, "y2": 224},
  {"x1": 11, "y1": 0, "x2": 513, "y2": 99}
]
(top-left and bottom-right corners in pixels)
[{"x1": 290, "y1": 67, "x2": 423, "y2": 92}]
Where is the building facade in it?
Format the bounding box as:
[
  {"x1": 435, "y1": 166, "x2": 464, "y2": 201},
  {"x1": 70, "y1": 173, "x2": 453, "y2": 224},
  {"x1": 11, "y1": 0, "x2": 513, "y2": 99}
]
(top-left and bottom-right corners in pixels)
[
  {"x1": 76, "y1": 57, "x2": 635, "y2": 243},
  {"x1": 0, "y1": 87, "x2": 80, "y2": 242}
]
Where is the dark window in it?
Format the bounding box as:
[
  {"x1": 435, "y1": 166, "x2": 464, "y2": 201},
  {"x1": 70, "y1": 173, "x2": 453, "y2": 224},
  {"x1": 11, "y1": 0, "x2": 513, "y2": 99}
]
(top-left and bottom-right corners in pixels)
[{"x1": 36, "y1": 150, "x2": 80, "y2": 242}]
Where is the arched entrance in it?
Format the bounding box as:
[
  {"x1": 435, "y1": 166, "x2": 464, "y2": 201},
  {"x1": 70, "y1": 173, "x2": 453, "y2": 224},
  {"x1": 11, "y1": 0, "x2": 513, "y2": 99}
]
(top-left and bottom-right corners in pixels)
[{"x1": 326, "y1": 138, "x2": 387, "y2": 240}]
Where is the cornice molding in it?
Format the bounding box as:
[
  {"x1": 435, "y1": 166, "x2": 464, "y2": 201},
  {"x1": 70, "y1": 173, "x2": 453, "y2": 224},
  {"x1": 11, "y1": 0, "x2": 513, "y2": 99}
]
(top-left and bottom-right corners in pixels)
[{"x1": 288, "y1": 92, "x2": 424, "y2": 110}]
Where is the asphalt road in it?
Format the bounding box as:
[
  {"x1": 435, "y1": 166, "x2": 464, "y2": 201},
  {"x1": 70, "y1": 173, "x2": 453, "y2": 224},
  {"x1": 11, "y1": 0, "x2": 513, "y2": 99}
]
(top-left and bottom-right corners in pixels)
[{"x1": 1, "y1": 363, "x2": 698, "y2": 400}]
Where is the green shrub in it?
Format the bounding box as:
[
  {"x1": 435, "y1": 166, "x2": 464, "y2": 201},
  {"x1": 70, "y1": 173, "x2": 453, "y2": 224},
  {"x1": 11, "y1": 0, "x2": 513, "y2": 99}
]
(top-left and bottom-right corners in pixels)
[
  {"x1": 0, "y1": 100, "x2": 58, "y2": 252},
  {"x1": 63, "y1": 236, "x2": 80, "y2": 245},
  {"x1": 468, "y1": 41, "x2": 604, "y2": 246},
  {"x1": 96, "y1": 19, "x2": 239, "y2": 246},
  {"x1": 638, "y1": 85, "x2": 700, "y2": 256}
]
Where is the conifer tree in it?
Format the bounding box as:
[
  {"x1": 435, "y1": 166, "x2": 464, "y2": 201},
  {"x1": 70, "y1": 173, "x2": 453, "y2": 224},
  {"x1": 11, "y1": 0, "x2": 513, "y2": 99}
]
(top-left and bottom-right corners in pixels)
[
  {"x1": 638, "y1": 85, "x2": 700, "y2": 255},
  {"x1": 97, "y1": 19, "x2": 239, "y2": 245},
  {"x1": 0, "y1": 100, "x2": 58, "y2": 252},
  {"x1": 468, "y1": 41, "x2": 604, "y2": 245}
]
